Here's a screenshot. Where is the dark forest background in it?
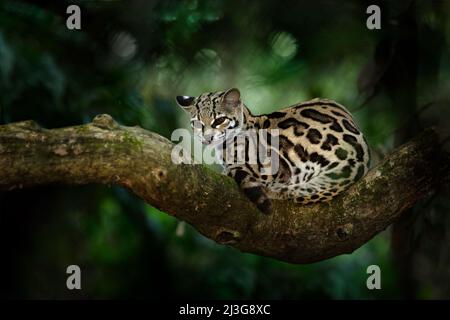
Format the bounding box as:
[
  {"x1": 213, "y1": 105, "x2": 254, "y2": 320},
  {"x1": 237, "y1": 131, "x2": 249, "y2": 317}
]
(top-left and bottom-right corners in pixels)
[{"x1": 0, "y1": 0, "x2": 449, "y2": 299}]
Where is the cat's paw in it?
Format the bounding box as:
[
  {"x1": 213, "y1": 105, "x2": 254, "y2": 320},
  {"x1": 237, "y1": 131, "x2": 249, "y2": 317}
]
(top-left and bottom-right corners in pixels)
[
  {"x1": 242, "y1": 186, "x2": 272, "y2": 214},
  {"x1": 257, "y1": 198, "x2": 273, "y2": 214}
]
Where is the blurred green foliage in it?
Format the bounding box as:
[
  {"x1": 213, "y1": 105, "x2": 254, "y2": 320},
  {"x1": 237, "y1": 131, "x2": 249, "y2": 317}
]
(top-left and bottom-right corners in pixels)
[{"x1": 0, "y1": 0, "x2": 449, "y2": 299}]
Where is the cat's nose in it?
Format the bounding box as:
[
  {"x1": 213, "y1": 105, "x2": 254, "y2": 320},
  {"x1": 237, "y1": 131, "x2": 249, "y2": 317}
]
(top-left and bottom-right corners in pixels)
[
  {"x1": 203, "y1": 129, "x2": 219, "y2": 144},
  {"x1": 203, "y1": 132, "x2": 214, "y2": 142}
]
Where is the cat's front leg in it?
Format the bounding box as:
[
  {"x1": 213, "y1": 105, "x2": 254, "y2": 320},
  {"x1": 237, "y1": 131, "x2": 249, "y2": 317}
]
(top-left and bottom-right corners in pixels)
[{"x1": 227, "y1": 168, "x2": 272, "y2": 214}]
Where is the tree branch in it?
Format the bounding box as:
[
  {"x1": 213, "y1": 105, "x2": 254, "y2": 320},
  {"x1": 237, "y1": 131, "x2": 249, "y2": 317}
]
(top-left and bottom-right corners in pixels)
[{"x1": 0, "y1": 114, "x2": 448, "y2": 263}]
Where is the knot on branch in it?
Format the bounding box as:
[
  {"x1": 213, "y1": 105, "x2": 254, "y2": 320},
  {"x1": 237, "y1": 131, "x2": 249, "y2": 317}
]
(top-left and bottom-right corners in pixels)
[
  {"x1": 215, "y1": 228, "x2": 241, "y2": 244},
  {"x1": 335, "y1": 223, "x2": 354, "y2": 241},
  {"x1": 92, "y1": 114, "x2": 118, "y2": 130}
]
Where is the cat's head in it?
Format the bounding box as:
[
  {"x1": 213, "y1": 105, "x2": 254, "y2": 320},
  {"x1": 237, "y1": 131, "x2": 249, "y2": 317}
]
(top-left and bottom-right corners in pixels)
[{"x1": 176, "y1": 88, "x2": 243, "y2": 145}]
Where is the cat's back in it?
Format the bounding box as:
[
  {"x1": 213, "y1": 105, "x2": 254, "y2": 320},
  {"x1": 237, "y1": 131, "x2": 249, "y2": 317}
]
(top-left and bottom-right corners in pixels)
[{"x1": 264, "y1": 98, "x2": 370, "y2": 193}]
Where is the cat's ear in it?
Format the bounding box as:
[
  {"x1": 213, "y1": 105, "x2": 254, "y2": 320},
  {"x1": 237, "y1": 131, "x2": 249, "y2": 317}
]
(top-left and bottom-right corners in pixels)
[
  {"x1": 176, "y1": 96, "x2": 195, "y2": 110},
  {"x1": 222, "y1": 88, "x2": 241, "y2": 110}
]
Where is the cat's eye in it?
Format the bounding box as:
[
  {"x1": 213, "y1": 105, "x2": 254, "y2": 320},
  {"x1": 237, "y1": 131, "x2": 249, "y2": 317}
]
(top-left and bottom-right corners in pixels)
[{"x1": 212, "y1": 117, "x2": 229, "y2": 128}]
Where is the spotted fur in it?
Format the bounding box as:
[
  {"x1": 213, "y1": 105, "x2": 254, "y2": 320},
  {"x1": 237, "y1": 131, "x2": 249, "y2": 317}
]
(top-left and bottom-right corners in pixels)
[{"x1": 176, "y1": 88, "x2": 370, "y2": 214}]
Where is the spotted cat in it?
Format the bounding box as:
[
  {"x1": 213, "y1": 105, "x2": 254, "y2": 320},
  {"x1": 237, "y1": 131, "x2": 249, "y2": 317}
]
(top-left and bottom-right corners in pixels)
[{"x1": 176, "y1": 88, "x2": 370, "y2": 214}]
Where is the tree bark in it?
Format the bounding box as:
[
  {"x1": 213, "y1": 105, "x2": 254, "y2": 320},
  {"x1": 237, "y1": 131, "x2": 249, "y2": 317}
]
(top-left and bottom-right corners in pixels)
[{"x1": 0, "y1": 114, "x2": 448, "y2": 264}]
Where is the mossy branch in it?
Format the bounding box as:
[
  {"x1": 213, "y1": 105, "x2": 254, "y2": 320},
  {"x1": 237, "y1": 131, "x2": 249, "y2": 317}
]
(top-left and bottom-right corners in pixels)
[{"x1": 0, "y1": 114, "x2": 448, "y2": 263}]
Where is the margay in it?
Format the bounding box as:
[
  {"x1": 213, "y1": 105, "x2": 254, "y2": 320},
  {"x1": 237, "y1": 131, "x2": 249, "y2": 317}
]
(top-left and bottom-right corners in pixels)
[{"x1": 176, "y1": 88, "x2": 370, "y2": 213}]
